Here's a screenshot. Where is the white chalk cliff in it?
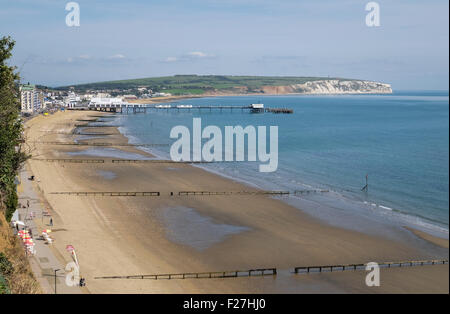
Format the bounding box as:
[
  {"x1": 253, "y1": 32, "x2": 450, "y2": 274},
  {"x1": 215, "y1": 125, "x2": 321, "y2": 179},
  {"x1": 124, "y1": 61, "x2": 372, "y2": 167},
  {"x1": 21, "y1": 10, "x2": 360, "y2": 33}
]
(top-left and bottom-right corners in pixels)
[{"x1": 290, "y1": 80, "x2": 392, "y2": 94}]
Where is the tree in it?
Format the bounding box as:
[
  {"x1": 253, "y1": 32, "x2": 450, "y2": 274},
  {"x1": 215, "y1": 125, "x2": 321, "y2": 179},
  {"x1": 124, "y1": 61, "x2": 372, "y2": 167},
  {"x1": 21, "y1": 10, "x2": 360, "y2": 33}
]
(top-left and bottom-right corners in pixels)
[{"x1": 0, "y1": 36, "x2": 28, "y2": 221}]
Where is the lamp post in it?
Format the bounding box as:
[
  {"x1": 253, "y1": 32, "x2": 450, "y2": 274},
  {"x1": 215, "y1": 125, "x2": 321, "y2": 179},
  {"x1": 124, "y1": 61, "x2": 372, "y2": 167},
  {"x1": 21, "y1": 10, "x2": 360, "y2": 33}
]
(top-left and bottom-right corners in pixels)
[{"x1": 54, "y1": 269, "x2": 60, "y2": 294}]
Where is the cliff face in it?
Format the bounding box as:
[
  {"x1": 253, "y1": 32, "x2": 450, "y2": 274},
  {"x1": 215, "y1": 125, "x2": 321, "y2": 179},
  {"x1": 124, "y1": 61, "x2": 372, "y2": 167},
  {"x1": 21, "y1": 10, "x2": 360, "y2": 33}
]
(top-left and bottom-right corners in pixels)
[{"x1": 260, "y1": 80, "x2": 392, "y2": 95}]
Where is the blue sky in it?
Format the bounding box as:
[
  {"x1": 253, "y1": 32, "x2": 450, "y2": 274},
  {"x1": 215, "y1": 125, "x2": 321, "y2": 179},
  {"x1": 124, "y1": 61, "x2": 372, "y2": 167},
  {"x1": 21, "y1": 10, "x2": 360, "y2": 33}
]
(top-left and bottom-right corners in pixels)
[{"x1": 0, "y1": 0, "x2": 448, "y2": 89}]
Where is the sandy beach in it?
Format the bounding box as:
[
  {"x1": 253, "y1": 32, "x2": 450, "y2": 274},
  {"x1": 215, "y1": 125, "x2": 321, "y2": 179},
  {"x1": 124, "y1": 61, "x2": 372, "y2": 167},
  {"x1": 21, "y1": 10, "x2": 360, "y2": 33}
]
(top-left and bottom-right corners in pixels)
[{"x1": 22, "y1": 110, "x2": 448, "y2": 293}]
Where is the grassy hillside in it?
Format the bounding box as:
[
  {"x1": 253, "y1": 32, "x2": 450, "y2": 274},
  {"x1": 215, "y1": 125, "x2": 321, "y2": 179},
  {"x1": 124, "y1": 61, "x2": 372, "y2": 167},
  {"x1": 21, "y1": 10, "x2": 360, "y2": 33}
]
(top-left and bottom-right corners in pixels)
[
  {"x1": 57, "y1": 75, "x2": 349, "y2": 95},
  {"x1": 0, "y1": 212, "x2": 41, "y2": 294}
]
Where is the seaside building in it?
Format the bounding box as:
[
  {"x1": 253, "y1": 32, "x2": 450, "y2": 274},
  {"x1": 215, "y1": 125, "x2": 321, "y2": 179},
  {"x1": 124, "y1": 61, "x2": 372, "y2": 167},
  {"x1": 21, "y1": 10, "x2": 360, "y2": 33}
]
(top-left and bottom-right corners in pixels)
[
  {"x1": 20, "y1": 84, "x2": 44, "y2": 113},
  {"x1": 89, "y1": 97, "x2": 124, "y2": 106},
  {"x1": 152, "y1": 92, "x2": 171, "y2": 97},
  {"x1": 96, "y1": 92, "x2": 111, "y2": 98},
  {"x1": 82, "y1": 94, "x2": 95, "y2": 101},
  {"x1": 64, "y1": 92, "x2": 82, "y2": 108}
]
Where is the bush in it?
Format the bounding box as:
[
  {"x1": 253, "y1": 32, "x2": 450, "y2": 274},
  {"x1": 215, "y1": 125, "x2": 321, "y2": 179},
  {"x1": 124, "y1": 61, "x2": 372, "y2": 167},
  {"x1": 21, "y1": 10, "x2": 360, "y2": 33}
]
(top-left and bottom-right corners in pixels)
[
  {"x1": 0, "y1": 273, "x2": 10, "y2": 294},
  {"x1": 4, "y1": 189, "x2": 18, "y2": 222},
  {"x1": 0, "y1": 252, "x2": 14, "y2": 276},
  {"x1": 1, "y1": 36, "x2": 27, "y2": 222}
]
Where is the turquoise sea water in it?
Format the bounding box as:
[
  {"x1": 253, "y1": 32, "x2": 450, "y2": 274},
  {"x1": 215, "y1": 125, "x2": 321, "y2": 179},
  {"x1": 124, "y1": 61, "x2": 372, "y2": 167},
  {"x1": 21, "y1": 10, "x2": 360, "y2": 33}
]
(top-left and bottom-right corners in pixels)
[{"x1": 114, "y1": 91, "x2": 449, "y2": 237}]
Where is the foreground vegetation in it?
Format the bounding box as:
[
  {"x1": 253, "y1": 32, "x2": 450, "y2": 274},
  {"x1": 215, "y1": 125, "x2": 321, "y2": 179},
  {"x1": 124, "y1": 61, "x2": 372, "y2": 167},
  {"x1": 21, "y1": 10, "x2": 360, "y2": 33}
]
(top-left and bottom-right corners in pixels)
[
  {"x1": 0, "y1": 36, "x2": 27, "y2": 222},
  {"x1": 0, "y1": 214, "x2": 40, "y2": 294},
  {"x1": 0, "y1": 36, "x2": 38, "y2": 294},
  {"x1": 56, "y1": 75, "x2": 349, "y2": 95}
]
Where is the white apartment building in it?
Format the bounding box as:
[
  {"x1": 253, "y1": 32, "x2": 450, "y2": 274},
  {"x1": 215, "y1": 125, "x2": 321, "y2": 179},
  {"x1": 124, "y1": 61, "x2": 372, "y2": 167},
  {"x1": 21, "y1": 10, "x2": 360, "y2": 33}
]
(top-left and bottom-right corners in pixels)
[
  {"x1": 65, "y1": 92, "x2": 81, "y2": 108},
  {"x1": 20, "y1": 84, "x2": 44, "y2": 113}
]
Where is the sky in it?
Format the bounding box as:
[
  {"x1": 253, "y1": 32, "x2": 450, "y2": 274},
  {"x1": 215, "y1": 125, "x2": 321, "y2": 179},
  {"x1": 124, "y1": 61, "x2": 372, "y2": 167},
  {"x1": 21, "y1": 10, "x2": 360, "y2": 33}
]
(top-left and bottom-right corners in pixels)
[{"x1": 0, "y1": 0, "x2": 448, "y2": 90}]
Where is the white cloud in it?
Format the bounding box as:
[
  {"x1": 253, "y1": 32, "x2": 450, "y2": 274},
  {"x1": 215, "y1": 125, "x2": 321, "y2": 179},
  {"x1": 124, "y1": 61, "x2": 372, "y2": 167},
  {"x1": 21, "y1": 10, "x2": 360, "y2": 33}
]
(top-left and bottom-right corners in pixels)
[
  {"x1": 188, "y1": 51, "x2": 211, "y2": 58},
  {"x1": 165, "y1": 56, "x2": 178, "y2": 62},
  {"x1": 163, "y1": 51, "x2": 215, "y2": 63},
  {"x1": 108, "y1": 54, "x2": 126, "y2": 59}
]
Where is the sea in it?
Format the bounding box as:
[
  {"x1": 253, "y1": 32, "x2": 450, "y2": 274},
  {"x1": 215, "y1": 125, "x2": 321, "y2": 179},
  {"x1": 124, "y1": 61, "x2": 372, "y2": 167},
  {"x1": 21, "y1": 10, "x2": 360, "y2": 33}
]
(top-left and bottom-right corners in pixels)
[{"x1": 108, "y1": 91, "x2": 449, "y2": 239}]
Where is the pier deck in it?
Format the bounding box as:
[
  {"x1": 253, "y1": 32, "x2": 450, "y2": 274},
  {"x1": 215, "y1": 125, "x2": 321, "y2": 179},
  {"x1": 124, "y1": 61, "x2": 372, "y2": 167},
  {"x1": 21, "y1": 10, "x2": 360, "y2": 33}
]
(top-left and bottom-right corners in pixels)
[{"x1": 69, "y1": 103, "x2": 294, "y2": 114}]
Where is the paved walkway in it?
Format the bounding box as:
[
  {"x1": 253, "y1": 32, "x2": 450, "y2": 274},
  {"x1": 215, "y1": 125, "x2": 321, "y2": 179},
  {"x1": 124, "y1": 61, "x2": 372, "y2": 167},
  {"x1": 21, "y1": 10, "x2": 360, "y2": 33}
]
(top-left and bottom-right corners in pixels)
[{"x1": 16, "y1": 166, "x2": 82, "y2": 294}]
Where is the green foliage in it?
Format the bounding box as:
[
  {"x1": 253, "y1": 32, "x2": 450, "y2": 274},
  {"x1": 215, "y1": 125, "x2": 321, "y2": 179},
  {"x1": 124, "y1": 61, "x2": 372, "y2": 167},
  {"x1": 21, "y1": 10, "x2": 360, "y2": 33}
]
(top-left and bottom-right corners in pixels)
[
  {"x1": 0, "y1": 274, "x2": 10, "y2": 294},
  {"x1": 0, "y1": 252, "x2": 13, "y2": 276},
  {"x1": 162, "y1": 88, "x2": 206, "y2": 95},
  {"x1": 0, "y1": 36, "x2": 27, "y2": 222},
  {"x1": 0, "y1": 253, "x2": 12, "y2": 294},
  {"x1": 4, "y1": 191, "x2": 17, "y2": 222},
  {"x1": 56, "y1": 74, "x2": 350, "y2": 94}
]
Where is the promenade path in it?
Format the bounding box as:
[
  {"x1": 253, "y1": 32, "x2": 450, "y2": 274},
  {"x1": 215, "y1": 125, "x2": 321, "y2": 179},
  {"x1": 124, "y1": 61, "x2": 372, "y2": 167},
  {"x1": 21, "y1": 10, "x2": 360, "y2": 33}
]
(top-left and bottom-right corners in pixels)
[{"x1": 16, "y1": 166, "x2": 82, "y2": 294}]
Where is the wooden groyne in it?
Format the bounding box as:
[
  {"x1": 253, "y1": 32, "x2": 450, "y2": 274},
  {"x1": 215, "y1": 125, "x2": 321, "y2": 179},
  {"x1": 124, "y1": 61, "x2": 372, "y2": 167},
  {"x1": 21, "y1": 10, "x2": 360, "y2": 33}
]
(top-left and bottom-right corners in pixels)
[
  {"x1": 293, "y1": 259, "x2": 449, "y2": 274},
  {"x1": 178, "y1": 191, "x2": 290, "y2": 196},
  {"x1": 50, "y1": 191, "x2": 160, "y2": 196},
  {"x1": 95, "y1": 268, "x2": 277, "y2": 280},
  {"x1": 32, "y1": 141, "x2": 168, "y2": 147},
  {"x1": 31, "y1": 158, "x2": 209, "y2": 164},
  {"x1": 32, "y1": 158, "x2": 105, "y2": 163},
  {"x1": 48, "y1": 190, "x2": 290, "y2": 197},
  {"x1": 110, "y1": 159, "x2": 208, "y2": 164},
  {"x1": 89, "y1": 115, "x2": 116, "y2": 118},
  {"x1": 294, "y1": 189, "x2": 329, "y2": 195},
  {"x1": 75, "y1": 124, "x2": 123, "y2": 128},
  {"x1": 38, "y1": 131, "x2": 96, "y2": 135},
  {"x1": 94, "y1": 259, "x2": 448, "y2": 281},
  {"x1": 72, "y1": 133, "x2": 118, "y2": 136},
  {"x1": 38, "y1": 130, "x2": 153, "y2": 136}
]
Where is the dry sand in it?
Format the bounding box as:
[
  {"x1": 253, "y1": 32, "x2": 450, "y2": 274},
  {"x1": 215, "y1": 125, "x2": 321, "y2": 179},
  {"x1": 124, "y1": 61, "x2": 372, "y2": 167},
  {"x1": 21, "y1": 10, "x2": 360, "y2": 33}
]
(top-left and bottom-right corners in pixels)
[{"x1": 23, "y1": 110, "x2": 449, "y2": 293}]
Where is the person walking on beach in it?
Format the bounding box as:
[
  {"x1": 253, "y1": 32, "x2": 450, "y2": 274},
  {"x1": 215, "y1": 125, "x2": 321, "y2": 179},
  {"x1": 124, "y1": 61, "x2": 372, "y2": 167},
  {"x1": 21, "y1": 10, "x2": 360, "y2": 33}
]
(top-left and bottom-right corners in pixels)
[{"x1": 49, "y1": 218, "x2": 53, "y2": 226}]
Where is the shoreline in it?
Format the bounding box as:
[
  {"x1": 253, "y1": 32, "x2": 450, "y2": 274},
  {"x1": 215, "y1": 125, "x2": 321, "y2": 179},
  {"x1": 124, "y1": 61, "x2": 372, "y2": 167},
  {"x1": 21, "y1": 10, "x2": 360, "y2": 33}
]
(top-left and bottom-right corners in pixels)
[
  {"x1": 118, "y1": 112, "x2": 449, "y2": 243},
  {"x1": 404, "y1": 227, "x2": 449, "y2": 249},
  {"x1": 23, "y1": 110, "x2": 449, "y2": 293}
]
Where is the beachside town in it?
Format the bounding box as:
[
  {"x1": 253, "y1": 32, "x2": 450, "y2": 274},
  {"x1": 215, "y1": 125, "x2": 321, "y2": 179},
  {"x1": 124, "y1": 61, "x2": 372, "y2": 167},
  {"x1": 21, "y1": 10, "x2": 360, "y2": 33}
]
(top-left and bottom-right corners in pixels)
[{"x1": 19, "y1": 83, "x2": 172, "y2": 115}]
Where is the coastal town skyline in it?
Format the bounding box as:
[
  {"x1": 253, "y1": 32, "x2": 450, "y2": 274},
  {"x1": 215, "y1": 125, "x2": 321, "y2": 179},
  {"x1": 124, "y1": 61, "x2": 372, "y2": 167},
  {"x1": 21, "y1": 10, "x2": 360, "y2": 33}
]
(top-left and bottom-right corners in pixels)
[{"x1": 0, "y1": 0, "x2": 448, "y2": 90}]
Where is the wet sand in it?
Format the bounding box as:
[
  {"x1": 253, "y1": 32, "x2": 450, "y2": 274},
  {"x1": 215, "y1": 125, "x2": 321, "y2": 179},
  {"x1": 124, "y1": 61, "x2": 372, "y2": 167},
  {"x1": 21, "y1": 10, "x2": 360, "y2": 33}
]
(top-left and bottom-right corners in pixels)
[{"x1": 23, "y1": 110, "x2": 449, "y2": 293}]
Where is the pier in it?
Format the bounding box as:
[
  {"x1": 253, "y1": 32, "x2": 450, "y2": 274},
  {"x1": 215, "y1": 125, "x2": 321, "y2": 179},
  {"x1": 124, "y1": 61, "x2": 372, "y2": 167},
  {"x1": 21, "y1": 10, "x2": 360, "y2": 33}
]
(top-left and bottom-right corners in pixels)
[{"x1": 77, "y1": 102, "x2": 294, "y2": 114}]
